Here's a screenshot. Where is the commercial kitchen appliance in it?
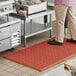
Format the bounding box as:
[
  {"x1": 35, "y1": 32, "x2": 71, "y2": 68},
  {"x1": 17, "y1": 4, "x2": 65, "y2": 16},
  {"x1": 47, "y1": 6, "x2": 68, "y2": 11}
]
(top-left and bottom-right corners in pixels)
[
  {"x1": 14, "y1": 0, "x2": 47, "y2": 16},
  {"x1": 0, "y1": 0, "x2": 21, "y2": 52},
  {"x1": 0, "y1": 0, "x2": 14, "y2": 15}
]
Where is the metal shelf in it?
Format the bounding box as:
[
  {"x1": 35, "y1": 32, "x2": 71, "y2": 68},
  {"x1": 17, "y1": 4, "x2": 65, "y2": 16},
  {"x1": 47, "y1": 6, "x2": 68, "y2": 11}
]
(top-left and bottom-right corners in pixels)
[
  {"x1": 25, "y1": 22, "x2": 52, "y2": 38},
  {"x1": 26, "y1": 10, "x2": 54, "y2": 20}
]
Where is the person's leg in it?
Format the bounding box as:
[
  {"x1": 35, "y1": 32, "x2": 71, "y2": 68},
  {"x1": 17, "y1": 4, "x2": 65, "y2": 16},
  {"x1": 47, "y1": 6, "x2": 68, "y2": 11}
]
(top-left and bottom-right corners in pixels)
[
  {"x1": 66, "y1": 6, "x2": 76, "y2": 43},
  {"x1": 48, "y1": 5, "x2": 68, "y2": 45},
  {"x1": 55, "y1": 5, "x2": 68, "y2": 43}
]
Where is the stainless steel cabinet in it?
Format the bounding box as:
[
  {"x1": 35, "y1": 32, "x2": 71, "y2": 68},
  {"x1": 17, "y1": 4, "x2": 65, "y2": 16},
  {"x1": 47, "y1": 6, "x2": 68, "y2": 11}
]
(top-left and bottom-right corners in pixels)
[
  {"x1": 10, "y1": 23, "x2": 21, "y2": 33},
  {"x1": 0, "y1": 17, "x2": 21, "y2": 52},
  {"x1": 0, "y1": 0, "x2": 21, "y2": 52},
  {"x1": 0, "y1": 27, "x2": 10, "y2": 40},
  {"x1": 0, "y1": 38, "x2": 10, "y2": 52}
]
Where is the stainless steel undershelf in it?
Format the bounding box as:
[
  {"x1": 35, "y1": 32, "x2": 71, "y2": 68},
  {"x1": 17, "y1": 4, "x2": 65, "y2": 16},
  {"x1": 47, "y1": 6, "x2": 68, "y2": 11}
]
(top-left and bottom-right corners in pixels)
[{"x1": 25, "y1": 22, "x2": 52, "y2": 38}]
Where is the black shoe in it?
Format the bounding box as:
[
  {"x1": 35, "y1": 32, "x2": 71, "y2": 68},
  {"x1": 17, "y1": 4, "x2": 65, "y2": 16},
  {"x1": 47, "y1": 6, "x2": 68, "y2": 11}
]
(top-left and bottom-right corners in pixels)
[
  {"x1": 67, "y1": 39, "x2": 76, "y2": 43},
  {"x1": 48, "y1": 40, "x2": 63, "y2": 46}
]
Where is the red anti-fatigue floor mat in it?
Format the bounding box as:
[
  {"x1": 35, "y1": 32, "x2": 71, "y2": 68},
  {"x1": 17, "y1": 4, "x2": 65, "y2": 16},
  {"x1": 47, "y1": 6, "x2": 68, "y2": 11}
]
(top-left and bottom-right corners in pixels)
[{"x1": 4, "y1": 38, "x2": 76, "y2": 71}]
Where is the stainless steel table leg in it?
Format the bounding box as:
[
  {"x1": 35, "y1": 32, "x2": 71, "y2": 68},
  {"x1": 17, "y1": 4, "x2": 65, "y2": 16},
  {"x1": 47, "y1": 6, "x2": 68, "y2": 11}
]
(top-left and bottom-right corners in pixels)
[
  {"x1": 23, "y1": 17, "x2": 26, "y2": 47},
  {"x1": 24, "y1": 38, "x2": 26, "y2": 47},
  {"x1": 49, "y1": 14, "x2": 52, "y2": 38},
  {"x1": 44, "y1": 15, "x2": 48, "y2": 27},
  {"x1": 30, "y1": 19, "x2": 32, "y2": 33}
]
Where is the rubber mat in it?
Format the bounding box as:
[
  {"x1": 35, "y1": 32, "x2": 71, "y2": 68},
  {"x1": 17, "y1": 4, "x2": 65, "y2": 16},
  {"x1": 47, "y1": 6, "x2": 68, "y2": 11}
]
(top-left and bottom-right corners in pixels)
[{"x1": 4, "y1": 38, "x2": 76, "y2": 71}]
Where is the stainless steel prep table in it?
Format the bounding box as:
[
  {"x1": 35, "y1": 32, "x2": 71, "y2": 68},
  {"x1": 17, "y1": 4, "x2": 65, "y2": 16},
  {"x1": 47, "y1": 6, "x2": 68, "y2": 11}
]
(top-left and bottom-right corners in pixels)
[{"x1": 10, "y1": 10, "x2": 54, "y2": 47}]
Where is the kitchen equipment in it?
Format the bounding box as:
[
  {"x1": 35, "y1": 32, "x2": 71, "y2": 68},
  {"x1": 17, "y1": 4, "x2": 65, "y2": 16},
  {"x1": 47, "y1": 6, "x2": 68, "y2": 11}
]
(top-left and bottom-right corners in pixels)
[
  {"x1": 0, "y1": 0, "x2": 14, "y2": 15},
  {"x1": 15, "y1": 0, "x2": 47, "y2": 16},
  {"x1": 0, "y1": 16, "x2": 21, "y2": 52}
]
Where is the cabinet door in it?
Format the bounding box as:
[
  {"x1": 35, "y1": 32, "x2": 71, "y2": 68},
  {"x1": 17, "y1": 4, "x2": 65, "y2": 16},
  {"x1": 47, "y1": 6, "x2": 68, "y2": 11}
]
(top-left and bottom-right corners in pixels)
[
  {"x1": 0, "y1": 38, "x2": 10, "y2": 52},
  {"x1": 0, "y1": 27, "x2": 10, "y2": 40}
]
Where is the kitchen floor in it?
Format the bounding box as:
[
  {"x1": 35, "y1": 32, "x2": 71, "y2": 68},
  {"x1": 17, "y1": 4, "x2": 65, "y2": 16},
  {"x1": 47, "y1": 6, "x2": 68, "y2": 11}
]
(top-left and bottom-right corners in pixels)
[{"x1": 0, "y1": 21, "x2": 76, "y2": 76}]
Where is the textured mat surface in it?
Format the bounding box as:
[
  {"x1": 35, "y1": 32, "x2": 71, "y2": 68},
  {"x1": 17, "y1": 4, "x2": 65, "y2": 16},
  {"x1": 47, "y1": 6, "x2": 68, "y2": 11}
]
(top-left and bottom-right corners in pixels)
[{"x1": 4, "y1": 38, "x2": 76, "y2": 71}]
